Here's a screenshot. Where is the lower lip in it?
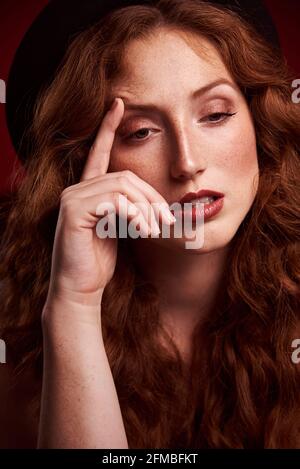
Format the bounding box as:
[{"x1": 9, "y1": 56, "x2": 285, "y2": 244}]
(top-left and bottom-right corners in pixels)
[{"x1": 177, "y1": 196, "x2": 225, "y2": 222}]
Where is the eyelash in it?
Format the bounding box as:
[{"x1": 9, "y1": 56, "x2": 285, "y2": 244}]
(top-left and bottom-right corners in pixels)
[{"x1": 124, "y1": 112, "x2": 237, "y2": 142}]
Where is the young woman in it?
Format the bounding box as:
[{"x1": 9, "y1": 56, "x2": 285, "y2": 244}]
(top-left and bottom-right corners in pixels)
[{"x1": 0, "y1": 0, "x2": 300, "y2": 449}]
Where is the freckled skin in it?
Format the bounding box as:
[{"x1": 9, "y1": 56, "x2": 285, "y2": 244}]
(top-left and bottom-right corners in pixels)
[
  {"x1": 108, "y1": 28, "x2": 259, "y2": 253},
  {"x1": 0, "y1": 29, "x2": 261, "y2": 449}
]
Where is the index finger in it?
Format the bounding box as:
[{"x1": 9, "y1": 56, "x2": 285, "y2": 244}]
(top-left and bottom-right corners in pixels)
[{"x1": 80, "y1": 97, "x2": 124, "y2": 182}]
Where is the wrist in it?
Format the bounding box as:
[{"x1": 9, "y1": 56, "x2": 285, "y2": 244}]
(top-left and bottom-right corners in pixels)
[
  {"x1": 46, "y1": 281, "x2": 104, "y2": 306},
  {"x1": 42, "y1": 289, "x2": 104, "y2": 329}
]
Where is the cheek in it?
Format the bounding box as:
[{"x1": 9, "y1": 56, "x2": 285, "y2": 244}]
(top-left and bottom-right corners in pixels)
[
  {"x1": 108, "y1": 146, "x2": 166, "y2": 187},
  {"x1": 214, "y1": 121, "x2": 259, "y2": 179}
]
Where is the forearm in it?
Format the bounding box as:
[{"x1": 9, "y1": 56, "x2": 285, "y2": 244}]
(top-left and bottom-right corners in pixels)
[{"x1": 37, "y1": 297, "x2": 128, "y2": 449}]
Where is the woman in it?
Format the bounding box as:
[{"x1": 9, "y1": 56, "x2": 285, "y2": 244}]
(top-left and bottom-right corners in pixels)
[{"x1": 0, "y1": 0, "x2": 300, "y2": 449}]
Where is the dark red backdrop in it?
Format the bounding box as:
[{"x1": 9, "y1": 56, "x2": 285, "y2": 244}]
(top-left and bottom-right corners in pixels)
[{"x1": 0, "y1": 0, "x2": 299, "y2": 196}]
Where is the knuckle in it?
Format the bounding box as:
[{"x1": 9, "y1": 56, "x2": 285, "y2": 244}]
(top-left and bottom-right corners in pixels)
[
  {"x1": 60, "y1": 192, "x2": 71, "y2": 208},
  {"x1": 112, "y1": 192, "x2": 122, "y2": 207},
  {"x1": 123, "y1": 169, "x2": 134, "y2": 178},
  {"x1": 60, "y1": 186, "x2": 73, "y2": 198},
  {"x1": 60, "y1": 192, "x2": 77, "y2": 213},
  {"x1": 117, "y1": 176, "x2": 129, "y2": 187},
  {"x1": 111, "y1": 191, "x2": 118, "y2": 203}
]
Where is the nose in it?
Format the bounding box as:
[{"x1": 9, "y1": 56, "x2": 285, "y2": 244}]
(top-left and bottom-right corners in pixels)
[{"x1": 169, "y1": 124, "x2": 207, "y2": 180}]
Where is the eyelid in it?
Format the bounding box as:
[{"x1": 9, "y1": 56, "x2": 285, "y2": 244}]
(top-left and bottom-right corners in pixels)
[
  {"x1": 119, "y1": 108, "x2": 228, "y2": 132},
  {"x1": 200, "y1": 100, "x2": 234, "y2": 112},
  {"x1": 119, "y1": 105, "x2": 237, "y2": 140},
  {"x1": 124, "y1": 127, "x2": 158, "y2": 142},
  {"x1": 198, "y1": 94, "x2": 235, "y2": 107},
  {"x1": 201, "y1": 111, "x2": 237, "y2": 123},
  {"x1": 120, "y1": 98, "x2": 233, "y2": 127},
  {"x1": 118, "y1": 118, "x2": 156, "y2": 135}
]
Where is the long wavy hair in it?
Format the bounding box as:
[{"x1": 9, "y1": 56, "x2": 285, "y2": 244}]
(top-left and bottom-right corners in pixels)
[{"x1": 1, "y1": 0, "x2": 300, "y2": 448}]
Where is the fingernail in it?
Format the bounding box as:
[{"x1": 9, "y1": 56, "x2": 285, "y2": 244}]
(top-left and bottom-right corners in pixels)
[
  {"x1": 139, "y1": 216, "x2": 151, "y2": 237},
  {"x1": 151, "y1": 220, "x2": 161, "y2": 236},
  {"x1": 162, "y1": 206, "x2": 177, "y2": 224},
  {"x1": 111, "y1": 98, "x2": 119, "y2": 111}
]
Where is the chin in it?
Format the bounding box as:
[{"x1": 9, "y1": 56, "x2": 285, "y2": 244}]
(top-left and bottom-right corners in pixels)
[
  {"x1": 147, "y1": 224, "x2": 236, "y2": 254},
  {"x1": 151, "y1": 207, "x2": 247, "y2": 254}
]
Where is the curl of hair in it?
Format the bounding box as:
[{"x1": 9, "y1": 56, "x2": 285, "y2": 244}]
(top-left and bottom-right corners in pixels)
[{"x1": 1, "y1": 0, "x2": 300, "y2": 448}]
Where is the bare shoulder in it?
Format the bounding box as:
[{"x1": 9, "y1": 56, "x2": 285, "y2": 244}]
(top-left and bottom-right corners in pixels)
[{"x1": 0, "y1": 360, "x2": 40, "y2": 448}]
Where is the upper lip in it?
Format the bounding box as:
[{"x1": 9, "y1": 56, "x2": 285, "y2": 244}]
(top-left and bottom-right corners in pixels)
[{"x1": 179, "y1": 189, "x2": 224, "y2": 205}]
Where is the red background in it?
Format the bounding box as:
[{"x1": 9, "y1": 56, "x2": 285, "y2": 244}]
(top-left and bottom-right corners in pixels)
[{"x1": 0, "y1": 0, "x2": 299, "y2": 196}]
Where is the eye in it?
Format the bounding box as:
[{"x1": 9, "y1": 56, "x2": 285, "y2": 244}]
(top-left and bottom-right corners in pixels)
[
  {"x1": 125, "y1": 127, "x2": 155, "y2": 141},
  {"x1": 122, "y1": 111, "x2": 237, "y2": 142},
  {"x1": 200, "y1": 112, "x2": 237, "y2": 124}
]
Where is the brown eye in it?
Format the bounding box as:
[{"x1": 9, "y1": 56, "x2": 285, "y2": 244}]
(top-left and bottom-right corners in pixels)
[
  {"x1": 131, "y1": 128, "x2": 151, "y2": 139},
  {"x1": 126, "y1": 128, "x2": 154, "y2": 141}
]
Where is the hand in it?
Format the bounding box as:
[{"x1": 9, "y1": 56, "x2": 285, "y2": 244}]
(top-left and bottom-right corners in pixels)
[{"x1": 44, "y1": 97, "x2": 176, "y2": 309}]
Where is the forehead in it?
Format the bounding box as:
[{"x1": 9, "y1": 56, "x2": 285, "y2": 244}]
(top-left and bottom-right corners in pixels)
[{"x1": 110, "y1": 28, "x2": 233, "y2": 99}]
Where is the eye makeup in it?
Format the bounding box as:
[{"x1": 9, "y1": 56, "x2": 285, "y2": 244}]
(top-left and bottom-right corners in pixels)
[{"x1": 116, "y1": 94, "x2": 238, "y2": 143}]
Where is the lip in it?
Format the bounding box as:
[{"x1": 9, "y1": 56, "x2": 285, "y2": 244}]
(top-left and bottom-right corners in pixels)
[
  {"x1": 182, "y1": 196, "x2": 225, "y2": 222},
  {"x1": 179, "y1": 189, "x2": 225, "y2": 205}
]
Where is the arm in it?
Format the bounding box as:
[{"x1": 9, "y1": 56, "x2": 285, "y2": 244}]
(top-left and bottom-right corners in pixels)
[
  {"x1": 38, "y1": 293, "x2": 128, "y2": 449},
  {"x1": 37, "y1": 97, "x2": 174, "y2": 448}
]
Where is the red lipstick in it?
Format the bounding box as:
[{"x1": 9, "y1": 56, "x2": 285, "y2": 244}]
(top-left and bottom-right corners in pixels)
[
  {"x1": 176, "y1": 189, "x2": 225, "y2": 222},
  {"x1": 179, "y1": 189, "x2": 224, "y2": 204}
]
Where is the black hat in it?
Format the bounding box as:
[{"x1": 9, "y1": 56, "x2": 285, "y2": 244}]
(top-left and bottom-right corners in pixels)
[{"x1": 5, "y1": 0, "x2": 280, "y2": 163}]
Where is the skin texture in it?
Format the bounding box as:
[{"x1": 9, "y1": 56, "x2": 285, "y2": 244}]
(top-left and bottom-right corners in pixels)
[
  {"x1": 108, "y1": 29, "x2": 260, "y2": 359},
  {"x1": 0, "y1": 28, "x2": 260, "y2": 448}
]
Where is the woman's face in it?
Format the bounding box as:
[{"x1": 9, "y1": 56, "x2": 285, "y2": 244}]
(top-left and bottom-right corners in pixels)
[{"x1": 108, "y1": 28, "x2": 259, "y2": 253}]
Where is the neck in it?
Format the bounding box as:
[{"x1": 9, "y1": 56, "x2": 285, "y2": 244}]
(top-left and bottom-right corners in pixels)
[{"x1": 129, "y1": 238, "x2": 232, "y2": 363}]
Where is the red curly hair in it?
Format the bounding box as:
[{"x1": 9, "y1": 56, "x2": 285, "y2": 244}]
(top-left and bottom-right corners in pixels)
[{"x1": 1, "y1": 0, "x2": 300, "y2": 448}]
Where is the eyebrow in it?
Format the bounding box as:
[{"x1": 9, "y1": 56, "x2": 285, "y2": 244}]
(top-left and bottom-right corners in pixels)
[{"x1": 117, "y1": 78, "x2": 239, "y2": 112}]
